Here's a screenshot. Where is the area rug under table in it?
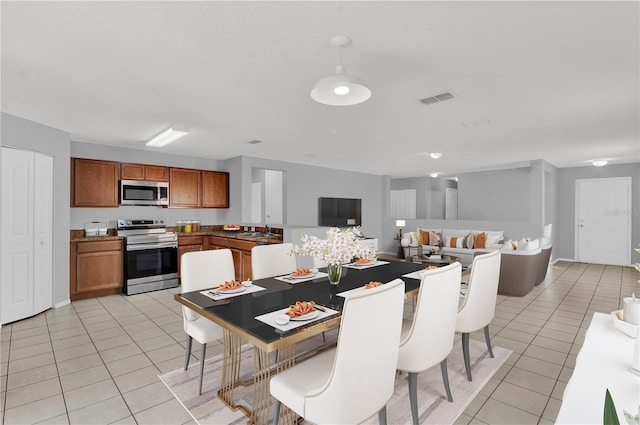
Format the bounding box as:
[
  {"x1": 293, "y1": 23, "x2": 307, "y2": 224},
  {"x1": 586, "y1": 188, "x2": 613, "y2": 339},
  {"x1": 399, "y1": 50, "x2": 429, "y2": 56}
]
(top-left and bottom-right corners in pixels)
[{"x1": 159, "y1": 334, "x2": 510, "y2": 425}]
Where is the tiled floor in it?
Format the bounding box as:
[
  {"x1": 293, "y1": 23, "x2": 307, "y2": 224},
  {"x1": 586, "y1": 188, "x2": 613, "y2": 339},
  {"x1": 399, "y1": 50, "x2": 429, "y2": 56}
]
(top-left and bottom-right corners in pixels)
[{"x1": 0, "y1": 260, "x2": 636, "y2": 424}]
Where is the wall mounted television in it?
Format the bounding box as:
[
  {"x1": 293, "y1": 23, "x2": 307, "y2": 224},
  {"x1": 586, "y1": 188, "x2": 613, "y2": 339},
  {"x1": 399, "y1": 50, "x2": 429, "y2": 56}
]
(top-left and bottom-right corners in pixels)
[{"x1": 318, "y1": 197, "x2": 362, "y2": 227}]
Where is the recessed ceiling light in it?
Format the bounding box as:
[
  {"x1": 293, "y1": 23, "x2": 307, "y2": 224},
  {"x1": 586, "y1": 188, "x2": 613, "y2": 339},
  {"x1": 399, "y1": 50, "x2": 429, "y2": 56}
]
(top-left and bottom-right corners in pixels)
[
  {"x1": 430, "y1": 152, "x2": 443, "y2": 159},
  {"x1": 430, "y1": 173, "x2": 438, "y2": 178},
  {"x1": 145, "y1": 127, "x2": 189, "y2": 147},
  {"x1": 592, "y1": 160, "x2": 608, "y2": 167}
]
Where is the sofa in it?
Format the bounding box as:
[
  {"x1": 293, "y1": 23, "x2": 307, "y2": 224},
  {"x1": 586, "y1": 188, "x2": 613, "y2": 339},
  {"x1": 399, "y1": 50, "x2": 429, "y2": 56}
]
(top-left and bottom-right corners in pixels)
[
  {"x1": 536, "y1": 237, "x2": 552, "y2": 285},
  {"x1": 401, "y1": 228, "x2": 504, "y2": 266}
]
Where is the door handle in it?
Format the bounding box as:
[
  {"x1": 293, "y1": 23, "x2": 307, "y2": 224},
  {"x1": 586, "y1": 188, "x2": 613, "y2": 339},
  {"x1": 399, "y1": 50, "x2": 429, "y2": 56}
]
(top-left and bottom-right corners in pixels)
[{"x1": 579, "y1": 224, "x2": 584, "y2": 228}]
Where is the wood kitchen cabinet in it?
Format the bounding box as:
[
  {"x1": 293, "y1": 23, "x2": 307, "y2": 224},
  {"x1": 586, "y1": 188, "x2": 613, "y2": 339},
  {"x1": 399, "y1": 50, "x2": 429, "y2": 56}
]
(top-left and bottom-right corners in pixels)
[
  {"x1": 169, "y1": 168, "x2": 201, "y2": 208},
  {"x1": 177, "y1": 235, "x2": 204, "y2": 276},
  {"x1": 70, "y1": 239, "x2": 123, "y2": 300},
  {"x1": 121, "y1": 163, "x2": 168, "y2": 181},
  {"x1": 228, "y1": 239, "x2": 256, "y2": 281},
  {"x1": 202, "y1": 171, "x2": 229, "y2": 208},
  {"x1": 71, "y1": 158, "x2": 119, "y2": 207},
  {"x1": 207, "y1": 236, "x2": 228, "y2": 250}
]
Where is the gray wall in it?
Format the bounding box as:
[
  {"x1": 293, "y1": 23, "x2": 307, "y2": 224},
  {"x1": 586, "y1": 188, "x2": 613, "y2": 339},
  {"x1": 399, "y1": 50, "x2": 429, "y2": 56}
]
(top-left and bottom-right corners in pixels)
[
  {"x1": 458, "y1": 167, "x2": 531, "y2": 221},
  {"x1": 556, "y1": 163, "x2": 640, "y2": 263},
  {"x1": 70, "y1": 141, "x2": 231, "y2": 229},
  {"x1": 236, "y1": 156, "x2": 384, "y2": 241},
  {"x1": 390, "y1": 177, "x2": 457, "y2": 220},
  {"x1": 1, "y1": 113, "x2": 71, "y2": 306}
]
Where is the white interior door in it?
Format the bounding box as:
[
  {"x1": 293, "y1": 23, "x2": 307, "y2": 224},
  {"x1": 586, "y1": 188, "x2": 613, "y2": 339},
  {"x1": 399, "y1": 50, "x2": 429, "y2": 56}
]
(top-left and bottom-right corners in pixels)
[
  {"x1": 33, "y1": 153, "x2": 53, "y2": 314},
  {"x1": 1, "y1": 148, "x2": 53, "y2": 324},
  {"x1": 576, "y1": 177, "x2": 631, "y2": 266},
  {"x1": 265, "y1": 169, "x2": 283, "y2": 224},
  {"x1": 2, "y1": 148, "x2": 35, "y2": 323}
]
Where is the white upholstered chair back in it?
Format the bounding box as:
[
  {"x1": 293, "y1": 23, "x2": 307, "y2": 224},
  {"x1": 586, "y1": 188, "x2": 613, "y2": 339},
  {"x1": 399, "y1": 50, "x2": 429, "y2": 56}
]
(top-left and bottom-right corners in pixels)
[
  {"x1": 303, "y1": 278, "x2": 405, "y2": 423},
  {"x1": 397, "y1": 262, "x2": 461, "y2": 372},
  {"x1": 251, "y1": 243, "x2": 297, "y2": 280},
  {"x1": 181, "y1": 249, "x2": 235, "y2": 323},
  {"x1": 456, "y1": 250, "x2": 501, "y2": 333}
]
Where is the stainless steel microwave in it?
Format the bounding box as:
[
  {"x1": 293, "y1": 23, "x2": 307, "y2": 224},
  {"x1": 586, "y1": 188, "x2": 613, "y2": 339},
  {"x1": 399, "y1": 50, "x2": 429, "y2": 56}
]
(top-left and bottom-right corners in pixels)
[{"x1": 120, "y1": 180, "x2": 169, "y2": 206}]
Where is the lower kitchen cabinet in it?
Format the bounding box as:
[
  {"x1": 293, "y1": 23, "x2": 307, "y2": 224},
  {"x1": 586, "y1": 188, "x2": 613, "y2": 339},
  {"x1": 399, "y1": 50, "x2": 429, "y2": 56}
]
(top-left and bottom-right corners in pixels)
[
  {"x1": 71, "y1": 239, "x2": 123, "y2": 300},
  {"x1": 177, "y1": 235, "x2": 204, "y2": 277},
  {"x1": 228, "y1": 239, "x2": 256, "y2": 281}
]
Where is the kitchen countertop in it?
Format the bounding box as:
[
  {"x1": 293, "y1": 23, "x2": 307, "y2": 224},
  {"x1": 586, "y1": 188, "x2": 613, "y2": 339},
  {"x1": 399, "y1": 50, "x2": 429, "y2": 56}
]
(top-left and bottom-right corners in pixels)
[
  {"x1": 172, "y1": 229, "x2": 283, "y2": 244},
  {"x1": 70, "y1": 228, "x2": 283, "y2": 244}
]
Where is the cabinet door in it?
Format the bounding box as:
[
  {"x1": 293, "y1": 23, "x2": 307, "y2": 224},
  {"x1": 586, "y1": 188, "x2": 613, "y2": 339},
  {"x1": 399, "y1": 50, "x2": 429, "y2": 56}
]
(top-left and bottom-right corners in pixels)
[
  {"x1": 169, "y1": 168, "x2": 201, "y2": 208},
  {"x1": 71, "y1": 158, "x2": 119, "y2": 207},
  {"x1": 231, "y1": 249, "x2": 242, "y2": 281},
  {"x1": 72, "y1": 240, "x2": 123, "y2": 297},
  {"x1": 202, "y1": 171, "x2": 229, "y2": 208},
  {"x1": 145, "y1": 165, "x2": 169, "y2": 182},
  {"x1": 120, "y1": 163, "x2": 145, "y2": 180},
  {"x1": 242, "y1": 249, "x2": 253, "y2": 281},
  {"x1": 177, "y1": 243, "x2": 204, "y2": 276}
]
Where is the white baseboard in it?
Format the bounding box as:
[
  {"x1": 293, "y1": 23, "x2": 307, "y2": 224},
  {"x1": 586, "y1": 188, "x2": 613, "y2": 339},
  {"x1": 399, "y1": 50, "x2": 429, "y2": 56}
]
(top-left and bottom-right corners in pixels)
[
  {"x1": 55, "y1": 299, "x2": 71, "y2": 309},
  {"x1": 551, "y1": 257, "x2": 576, "y2": 264}
]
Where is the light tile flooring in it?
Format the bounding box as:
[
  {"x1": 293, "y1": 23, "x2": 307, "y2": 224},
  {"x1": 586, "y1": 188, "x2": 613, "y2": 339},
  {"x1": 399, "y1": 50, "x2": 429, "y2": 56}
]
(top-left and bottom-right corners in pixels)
[{"x1": 1, "y1": 260, "x2": 637, "y2": 424}]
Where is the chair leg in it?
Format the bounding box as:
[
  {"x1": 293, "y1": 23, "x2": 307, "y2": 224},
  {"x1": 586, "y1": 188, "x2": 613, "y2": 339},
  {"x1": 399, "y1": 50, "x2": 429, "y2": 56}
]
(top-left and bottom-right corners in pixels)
[
  {"x1": 462, "y1": 332, "x2": 472, "y2": 381},
  {"x1": 273, "y1": 399, "x2": 281, "y2": 425},
  {"x1": 198, "y1": 343, "x2": 207, "y2": 395},
  {"x1": 184, "y1": 335, "x2": 192, "y2": 370},
  {"x1": 440, "y1": 359, "x2": 453, "y2": 402},
  {"x1": 322, "y1": 331, "x2": 326, "y2": 343},
  {"x1": 378, "y1": 404, "x2": 388, "y2": 425},
  {"x1": 408, "y1": 372, "x2": 419, "y2": 425},
  {"x1": 484, "y1": 325, "x2": 494, "y2": 358}
]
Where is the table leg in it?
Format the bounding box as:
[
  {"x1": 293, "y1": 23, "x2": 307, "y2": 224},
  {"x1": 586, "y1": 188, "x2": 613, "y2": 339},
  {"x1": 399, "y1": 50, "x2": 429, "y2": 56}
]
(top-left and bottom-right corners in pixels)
[
  {"x1": 218, "y1": 329, "x2": 242, "y2": 407},
  {"x1": 252, "y1": 345, "x2": 297, "y2": 425}
]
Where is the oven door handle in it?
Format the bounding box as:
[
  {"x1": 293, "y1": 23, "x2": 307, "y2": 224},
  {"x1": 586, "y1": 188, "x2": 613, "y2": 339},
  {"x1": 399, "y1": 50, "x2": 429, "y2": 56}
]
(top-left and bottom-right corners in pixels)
[{"x1": 127, "y1": 242, "x2": 178, "y2": 251}]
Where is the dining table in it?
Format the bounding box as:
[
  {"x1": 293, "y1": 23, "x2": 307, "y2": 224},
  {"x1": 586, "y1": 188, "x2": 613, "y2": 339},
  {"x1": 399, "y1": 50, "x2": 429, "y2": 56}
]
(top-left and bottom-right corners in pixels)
[{"x1": 174, "y1": 259, "x2": 458, "y2": 425}]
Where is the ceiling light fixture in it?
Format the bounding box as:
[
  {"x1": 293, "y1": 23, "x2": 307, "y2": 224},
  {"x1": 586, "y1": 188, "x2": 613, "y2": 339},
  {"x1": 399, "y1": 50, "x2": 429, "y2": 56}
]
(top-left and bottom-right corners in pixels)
[
  {"x1": 430, "y1": 173, "x2": 438, "y2": 178},
  {"x1": 430, "y1": 152, "x2": 443, "y2": 159},
  {"x1": 311, "y1": 36, "x2": 371, "y2": 106},
  {"x1": 592, "y1": 160, "x2": 608, "y2": 167},
  {"x1": 145, "y1": 127, "x2": 189, "y2": 147}
]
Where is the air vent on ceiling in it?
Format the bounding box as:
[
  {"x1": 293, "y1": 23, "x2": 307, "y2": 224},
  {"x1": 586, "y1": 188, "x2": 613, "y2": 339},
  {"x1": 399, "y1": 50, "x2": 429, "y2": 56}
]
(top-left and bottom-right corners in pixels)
[
  {"x1": 419, "y1": 91, "x2": 455, "y2": 106},
  {"x1": 248, "y1": 139, "x2": 263, "y2": 144}
]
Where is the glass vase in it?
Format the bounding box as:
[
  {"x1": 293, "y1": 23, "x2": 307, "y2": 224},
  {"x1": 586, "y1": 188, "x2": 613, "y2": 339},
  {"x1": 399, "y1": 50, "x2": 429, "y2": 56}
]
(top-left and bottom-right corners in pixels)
[{"x1": 327, "y1": 263, "x2": 342, "y2": 285}]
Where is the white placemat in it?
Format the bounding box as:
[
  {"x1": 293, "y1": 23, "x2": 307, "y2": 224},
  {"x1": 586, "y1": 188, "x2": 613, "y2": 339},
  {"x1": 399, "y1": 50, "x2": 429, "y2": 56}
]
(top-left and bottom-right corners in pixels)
[
  {"x1": 274, "y1": 272, "x2": 328, "y2": 284},
  {"x1": 402, "y1": 270, "x2": 425, "y2": 281},
  {"x1": 343, "y1": 260, "x2": 390, "y2": 270},
  {"x1": 255, "y1": 305, "x2": 340, "y2": 332},
  {"x1": 199, "y1": 284, "x2": 266, "y2": 301}
]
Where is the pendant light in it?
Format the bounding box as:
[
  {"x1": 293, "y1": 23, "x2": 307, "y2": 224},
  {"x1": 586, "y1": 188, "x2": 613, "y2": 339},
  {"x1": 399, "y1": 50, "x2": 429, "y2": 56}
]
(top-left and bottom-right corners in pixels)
[{"x1": 311, "y1": 36, "x2": 371, "y2": 106}]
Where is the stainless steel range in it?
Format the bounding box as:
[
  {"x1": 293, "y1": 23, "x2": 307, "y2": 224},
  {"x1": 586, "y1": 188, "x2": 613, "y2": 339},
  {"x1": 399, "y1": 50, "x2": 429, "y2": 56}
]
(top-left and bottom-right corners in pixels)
[{"x1": 117, "y1": 219, "x2": 179, "y2": 295}]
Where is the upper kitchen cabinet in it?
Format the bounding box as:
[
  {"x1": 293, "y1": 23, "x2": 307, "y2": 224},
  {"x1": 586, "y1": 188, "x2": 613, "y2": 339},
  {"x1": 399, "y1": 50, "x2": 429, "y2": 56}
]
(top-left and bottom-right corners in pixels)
[
  {"x1": 202, "y1": 171, "x2": 229, "y2": 208},
  {"x1": 71, "y1": 158, "x2": 119, "y2": 207},
  {"x1": 169, "y1": 167, "x2": 201, "y2": 208},
  {"x1": 121, "y1": 163, "x2": 168, "y2": 181}
]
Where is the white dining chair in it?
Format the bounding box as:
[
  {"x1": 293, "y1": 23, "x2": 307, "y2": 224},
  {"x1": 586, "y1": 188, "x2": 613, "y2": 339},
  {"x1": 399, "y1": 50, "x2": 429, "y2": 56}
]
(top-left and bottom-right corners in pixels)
[
  {"x1": 251, "y1": 243, "x2": 297, "y2": 280},
  {"x1": 396, "y1": 262, "x2": 462, "y2": 425},
  {"x1": 270, "y1": 279, "x2": 406, "y2": 425},
  {"x1": 456, "y1": 249, "x2": 501, "y2": 381},
  {"x1": 181, "y1": 249, "x2": 235, "y2": 395}
]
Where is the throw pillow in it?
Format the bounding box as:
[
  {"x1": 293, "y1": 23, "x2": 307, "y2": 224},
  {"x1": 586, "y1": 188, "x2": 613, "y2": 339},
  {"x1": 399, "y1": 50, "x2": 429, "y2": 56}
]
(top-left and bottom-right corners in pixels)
[
  {"x1": 485, "y1": 236, "x2": 500, "y2": 248},
  {"x1": 473, "y1": 232, "x2": 486, "y2": 249},
  {"x1": 419, "y1": 229, "x2": 430, "y2": 246},
  {"x1": 447, "y1": 237, "x2": 463, "y2": 248},
  {"x1": 463, "y1": 233, "x2": 475, "y2": 249},
  {"x1": 416, "y1": 230, "x2": 423, "y2": 245},
  {"x1": 509, "y1": 240, "x2": 518, "y2": 250},
  {"x1": 429, "y1": 231, "x2": 441, "y2": 247},
  {"x1": 410, "y1": 232, "x2": 419, "y2": 245}
]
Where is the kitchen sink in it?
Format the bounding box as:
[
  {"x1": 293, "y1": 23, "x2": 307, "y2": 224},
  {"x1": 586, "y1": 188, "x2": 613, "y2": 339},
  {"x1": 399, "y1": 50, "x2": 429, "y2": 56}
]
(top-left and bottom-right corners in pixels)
[{"x1": 238, "y1": 232, "x2": 279, "y2": 238}]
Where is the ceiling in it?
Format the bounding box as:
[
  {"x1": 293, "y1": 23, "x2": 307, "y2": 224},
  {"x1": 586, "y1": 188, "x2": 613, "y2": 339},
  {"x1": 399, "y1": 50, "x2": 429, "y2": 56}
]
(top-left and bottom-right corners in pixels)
[{"x1": 2, "y1": 1, "x2": 639, "y2": 178}]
